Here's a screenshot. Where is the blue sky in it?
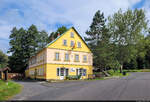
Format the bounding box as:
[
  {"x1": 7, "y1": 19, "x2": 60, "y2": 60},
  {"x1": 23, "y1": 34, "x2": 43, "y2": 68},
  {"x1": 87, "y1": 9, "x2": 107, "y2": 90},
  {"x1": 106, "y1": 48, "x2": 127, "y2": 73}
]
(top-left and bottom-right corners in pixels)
[{"x1": 0, "y1": 0, "x2": 149, "y2": 54}]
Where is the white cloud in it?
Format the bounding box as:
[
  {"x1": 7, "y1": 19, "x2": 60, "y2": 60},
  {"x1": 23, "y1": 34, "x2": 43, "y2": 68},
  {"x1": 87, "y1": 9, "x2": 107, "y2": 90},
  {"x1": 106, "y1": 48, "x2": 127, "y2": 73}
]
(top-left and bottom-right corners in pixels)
[{"x1": 0, "y1": 0, "x2": 146, "y2": 53}]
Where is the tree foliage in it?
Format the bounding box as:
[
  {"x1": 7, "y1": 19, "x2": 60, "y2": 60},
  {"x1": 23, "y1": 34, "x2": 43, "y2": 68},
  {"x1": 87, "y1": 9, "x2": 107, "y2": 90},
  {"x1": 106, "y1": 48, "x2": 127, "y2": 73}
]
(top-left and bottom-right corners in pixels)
[
  {"x1": 108, "y1": 8, "x2": 148, "y2": 72},
  {"x1": 85, "y1": 10, "x2": 115, "y2": 71},
  {"x1": 85, "y1": 9, "x2": 150, "y2": 72},
  {"x1": 8, "y1": 25, "x2": 48, "y2": 73},
  {"x1": 0, "y1": 50, "x2": 8, "y2": 68},
  {"x1": 48, "y1": 26, "x2": 68, "y2": 43}
]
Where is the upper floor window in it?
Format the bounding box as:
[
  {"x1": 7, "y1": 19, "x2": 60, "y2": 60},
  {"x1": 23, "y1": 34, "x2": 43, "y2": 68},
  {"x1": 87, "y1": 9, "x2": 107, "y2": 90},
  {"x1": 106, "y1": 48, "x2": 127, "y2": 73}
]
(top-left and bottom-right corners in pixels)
[
  {"x1": 77, "y1": 42, "x2": 81, "y2": 48},
  {"x1": 55, "y1": 52, "x2": 60, "y2": 60},
  {"x1": 70, "y1": 32, "x2": 74, "y2": 38},
  {"x1": 32, "y1": 57, "x2": 36, "y2": 64},
  {"x1": 75, "y1": 54, "x2": 79, "y2": 62},
  {"x1": 70, "y1": 41, "x2": 74, "y2": 47},
  {"x1": 63, "y1": 39, "x2": 67, "y2": 46},
  {"x1": 65, "y1": 53, "x2": 69, "y2": 61},
  {"x1": 83, "y1": 55, "x2": 87, "y2": 62}
]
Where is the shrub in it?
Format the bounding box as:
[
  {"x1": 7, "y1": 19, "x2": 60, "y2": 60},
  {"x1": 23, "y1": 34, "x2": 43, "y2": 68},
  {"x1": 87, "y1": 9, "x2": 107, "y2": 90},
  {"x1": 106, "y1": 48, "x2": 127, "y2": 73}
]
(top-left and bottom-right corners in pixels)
[{"x1": 66, "y1": 75, "x2": 81, "y2": 80}]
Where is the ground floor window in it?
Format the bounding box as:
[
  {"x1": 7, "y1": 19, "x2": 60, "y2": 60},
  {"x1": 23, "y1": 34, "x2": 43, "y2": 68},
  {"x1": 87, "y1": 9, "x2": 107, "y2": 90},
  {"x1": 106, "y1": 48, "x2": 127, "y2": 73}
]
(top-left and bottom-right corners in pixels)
[
  {"x1": 79, "y1": 69, "x2": 83, "y2": 76},
  {"x1": 83, "y1": 69, "x2": 86, "y2": 76},
  {"x1": 60, "y1": 68, "x2": 64, "y2": 76},
  {"x1": 76, "y1": 68, "x2": 87, "y2": 76},
  {"x1": 29, "y1": 70, "x2": 35, "y2": 75},
  {"x1": 37, "y1": 68, "x2": 44, "y2": 76},
  {"x1": 57, "y1": 68, "x2": 69, "y2": 76},
  {"x1": 57, "y1": 68, "x2": 60, "y2": 76},
  {"x1": 65, "y1": 69, "x2": 69, "y2": 76}
]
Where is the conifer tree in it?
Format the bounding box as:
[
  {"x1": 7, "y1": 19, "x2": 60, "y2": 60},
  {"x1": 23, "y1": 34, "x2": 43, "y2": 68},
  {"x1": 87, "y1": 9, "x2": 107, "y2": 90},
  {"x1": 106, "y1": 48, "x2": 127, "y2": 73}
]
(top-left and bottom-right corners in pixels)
[{"x1": 85, "y1": 10, "x2": 114, "y2": 71}]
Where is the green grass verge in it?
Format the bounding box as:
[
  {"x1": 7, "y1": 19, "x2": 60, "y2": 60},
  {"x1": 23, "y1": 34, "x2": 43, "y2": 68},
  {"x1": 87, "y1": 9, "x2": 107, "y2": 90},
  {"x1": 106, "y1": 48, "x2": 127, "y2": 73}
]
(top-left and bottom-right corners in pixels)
[
  {"x1": 84, "y1": 77, "x2": 105, "y2": 81},
  {"x1": 107, "y1": 69, "x2": 128, "y2": 77},
  {"x1": 0, "y1": 80, "x2": 22, "y2": 100},
  {"x1": 124, "y1": 69, "x2": 150, "y2": 72}
]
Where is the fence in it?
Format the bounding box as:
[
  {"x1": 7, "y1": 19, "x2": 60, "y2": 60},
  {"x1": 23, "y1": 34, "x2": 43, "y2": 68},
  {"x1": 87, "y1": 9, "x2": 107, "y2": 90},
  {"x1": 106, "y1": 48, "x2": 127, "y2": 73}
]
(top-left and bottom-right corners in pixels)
[{"x1": 8, "y1": 73, "x2": 24, "y2": 80}]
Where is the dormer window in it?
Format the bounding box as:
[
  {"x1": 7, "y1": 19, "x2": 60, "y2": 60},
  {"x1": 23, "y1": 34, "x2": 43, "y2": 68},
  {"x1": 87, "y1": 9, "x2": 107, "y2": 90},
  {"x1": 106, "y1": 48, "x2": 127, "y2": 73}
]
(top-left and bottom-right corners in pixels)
[{"x1": 70, "y1": 32, "x2": 74, "y2": 38}]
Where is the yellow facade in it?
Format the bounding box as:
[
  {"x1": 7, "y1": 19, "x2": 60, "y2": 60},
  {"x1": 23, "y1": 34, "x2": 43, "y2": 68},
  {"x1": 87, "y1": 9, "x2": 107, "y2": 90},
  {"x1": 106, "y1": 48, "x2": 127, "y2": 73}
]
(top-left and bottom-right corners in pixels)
[
  {"x1": 48, "y1": 28, "x2": 91, "y2": 53},
  {"x1": 25, "y1": 27, "x2": 93, "y2": 80}
]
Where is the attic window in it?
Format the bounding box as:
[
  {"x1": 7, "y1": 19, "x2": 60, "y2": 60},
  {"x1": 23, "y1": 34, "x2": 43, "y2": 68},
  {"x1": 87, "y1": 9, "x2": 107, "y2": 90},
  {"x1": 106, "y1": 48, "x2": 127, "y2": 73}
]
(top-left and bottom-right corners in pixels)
[
  {"x1": 63, "y1": 39, "x2": 67, "y2": 46},
  {"x1": 77, "y1": 42, "x2": 81, "y2": 48},
  {"x1": 70, "y1": 32, "x2": 74, "y2": 38}
]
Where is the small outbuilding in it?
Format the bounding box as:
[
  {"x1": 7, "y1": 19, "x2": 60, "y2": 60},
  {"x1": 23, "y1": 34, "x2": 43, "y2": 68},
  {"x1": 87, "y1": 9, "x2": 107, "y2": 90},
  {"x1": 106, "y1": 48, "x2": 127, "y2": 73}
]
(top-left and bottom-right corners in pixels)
[{"x1": 0, "y1": 67, "x2": 11, "y2": 81}]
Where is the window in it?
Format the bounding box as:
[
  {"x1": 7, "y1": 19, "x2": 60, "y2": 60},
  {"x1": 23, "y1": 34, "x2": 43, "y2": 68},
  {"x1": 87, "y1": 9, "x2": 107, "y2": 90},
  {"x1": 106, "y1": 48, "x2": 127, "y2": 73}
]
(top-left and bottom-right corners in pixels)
[
  {"x1": 38, "y1": 69, "x2": 40, "y2": 75},
  {"x1": 40, "y1": 55, "x2": 42, "y2": 61},
  {"x1": 41, "y1": 68, "x2": 44, "y2": 75},
  {"x1": 65, "y1": 53, "x2": 69, "y2": 61},
  {"x1": 37, "y1": 69, "x2": 39, "y2": 75},
  {"x1": 76, "y1": 69, "x2": 79, "y2": 75},
  {"x1": 38, "y1": 68, "x2": 44, "y2": 76},
  {"x1": 55, "y1": 52, "x2": 60, "y2": 60},
  {"x1": 83, "y1": 55, "x2": 87, "y2": 62},
  {"x1": 65, "y1": 69, "x2": 69, "y2": 76},
  {"x1": 32, "y1": 57, "x2": 36, "y2": 64},
  {"x1": 70, "y1": 32, "x2": 74, "y2": 38},
  {"x1": 79, "y1": 69, "x2": 83, "y2": 76},
  {"x1": 70, "y1": 41, "x2": 74, "y2": 47},
  {"x1": 57, "y1": 68, "x2": 68, "y2": 76},
  {"x1": 29, "y1": 70, "x2": 34, "y2": 75},
  {"x1": 83, "y1": 69, "x2": 86, "y2": 76},
  {"x1": 63, "y1": 40, "x2": 67, "y2": 46},
  {"x1": 57, "y1": 68, "x2": 60, "y2": 76},
  {"x1": 29, "y1": 61, "x2": 31, "y2": 65},
  {"x1": 75, "y1": 54, "x2": 79, "y2": 62},
  {"x1": 77, "y1": 42, "x2": 81, "y2": 48},
  {"x1": 60, "y1": 68, "x2": 64, "y2": 76}
]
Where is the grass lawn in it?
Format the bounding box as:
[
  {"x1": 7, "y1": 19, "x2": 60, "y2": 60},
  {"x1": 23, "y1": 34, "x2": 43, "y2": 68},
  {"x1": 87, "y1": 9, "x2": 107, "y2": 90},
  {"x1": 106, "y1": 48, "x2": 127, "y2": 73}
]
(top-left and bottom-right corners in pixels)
[
  {"x1": 124, "y1": 69, "x2": 150, "y2": 72},
  {"x1": 107, "y1": 69, "x2": 129, "y2": 77},
  {"x1": 0, "y1": 80, "x2": 22, "y2": 100}
]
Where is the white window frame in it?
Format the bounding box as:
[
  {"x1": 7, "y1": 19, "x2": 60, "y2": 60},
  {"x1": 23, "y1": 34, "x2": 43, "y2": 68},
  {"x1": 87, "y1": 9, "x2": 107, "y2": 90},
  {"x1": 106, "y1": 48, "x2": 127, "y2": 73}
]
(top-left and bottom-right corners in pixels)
[
  {"x1": 77, "y1": 42, "x2": 81, "y2": 48},
  {"x1": 70, "y1": 32, "x2": 74, "y2": 38},
  {"x1": 57, "y1": 68, "x2": 68, "y2": 76},
  {"x1": 63, "y1": 39, "x2": 67, "y2": 46},
  {"x1": 65, "y1": 53, "x2": 69, "y2": 61},
  {"x1": 75, "y1": 54, "x2": 79, "y2": 61},
  {"x1": 55, "y1": 52, "x2": 59, "y2": 60},
  {"x1": 57, "y1": 68, "x2": 60, "y2": 76},
  {"x1": 83, "y1": 55, "x2": 87, "y2": 62},
  {"x1": 70, "y1": 41, "x2": 74, "y2": 47},
  {"x1": 83, "y1": 69, "x2": 87, "y2": 76}
]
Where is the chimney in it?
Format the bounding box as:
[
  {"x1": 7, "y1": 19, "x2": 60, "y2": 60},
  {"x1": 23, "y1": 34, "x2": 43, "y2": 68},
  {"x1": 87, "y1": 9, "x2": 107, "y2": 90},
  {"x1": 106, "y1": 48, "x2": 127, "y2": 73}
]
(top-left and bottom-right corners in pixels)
[{"x1": 57, "y1": 32, "x2": 60, "y2": 37}]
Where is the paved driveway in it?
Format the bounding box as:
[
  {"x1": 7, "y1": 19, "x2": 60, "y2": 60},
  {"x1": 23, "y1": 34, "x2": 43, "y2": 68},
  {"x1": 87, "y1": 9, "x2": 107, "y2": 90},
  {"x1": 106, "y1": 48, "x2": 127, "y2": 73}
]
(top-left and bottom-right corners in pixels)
[{"x1": 12, "y1": 72, "x2": 150, "y2": 100}]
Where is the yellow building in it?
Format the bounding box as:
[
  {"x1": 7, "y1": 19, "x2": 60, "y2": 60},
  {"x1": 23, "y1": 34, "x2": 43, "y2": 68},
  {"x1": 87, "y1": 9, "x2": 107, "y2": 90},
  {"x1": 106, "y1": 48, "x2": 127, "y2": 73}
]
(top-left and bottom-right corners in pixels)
[{"x1": 25, "y1": 27, "x2": 93, "y2": 80}]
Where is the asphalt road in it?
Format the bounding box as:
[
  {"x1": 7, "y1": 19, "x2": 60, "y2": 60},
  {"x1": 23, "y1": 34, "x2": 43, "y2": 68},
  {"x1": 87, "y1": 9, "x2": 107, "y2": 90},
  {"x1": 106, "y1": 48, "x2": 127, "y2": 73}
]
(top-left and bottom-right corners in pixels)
[{"x1": 12, "y1": 72, "x2": 150, "y2": 100}]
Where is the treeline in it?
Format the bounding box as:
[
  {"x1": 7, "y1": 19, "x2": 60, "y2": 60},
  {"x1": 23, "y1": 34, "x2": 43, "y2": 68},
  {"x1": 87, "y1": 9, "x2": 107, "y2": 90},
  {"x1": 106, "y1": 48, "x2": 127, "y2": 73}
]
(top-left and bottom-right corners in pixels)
[
  {"x1": 7, "y1": 8, "x2": 150, "y2": 73},
  {"x1": 85, "y1": 9, "x2": 150, "y2": 72},
  {"x1": 0, "y1": 50, "x2": 8, "y2": 68},
  {"x1": 8, "y1": 25, "x2": 67, "y2": 73}
]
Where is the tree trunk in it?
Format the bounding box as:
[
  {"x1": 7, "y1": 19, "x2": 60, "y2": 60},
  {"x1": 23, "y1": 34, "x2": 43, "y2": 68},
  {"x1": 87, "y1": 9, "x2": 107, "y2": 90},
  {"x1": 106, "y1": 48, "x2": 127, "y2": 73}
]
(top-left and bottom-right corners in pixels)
[{"x1": 120, "y1": 65, "x2": 123, "y2": 73}]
